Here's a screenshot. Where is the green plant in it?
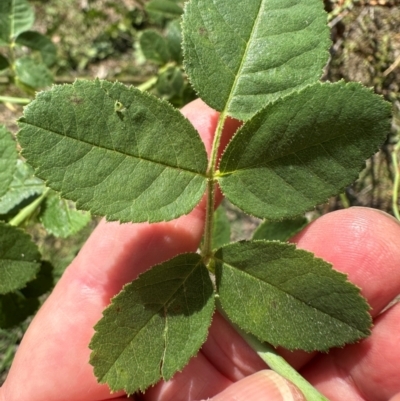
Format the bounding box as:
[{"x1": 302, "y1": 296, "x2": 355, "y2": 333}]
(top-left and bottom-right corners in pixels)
[
  {"x1": 13, "y1": 0, "x2": 392, "y2": 399},
  {"x1": 138, "y1": 6, "x2": 196, "y2": 107},
  {"x1": 0, "y1": 121, "x2": 91, "y2": 332},
  {"x1": 0, "y1": 0, "x2": 56, "y2": 101}
]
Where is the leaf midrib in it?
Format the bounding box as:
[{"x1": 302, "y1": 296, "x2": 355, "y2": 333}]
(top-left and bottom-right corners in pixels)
[
  {"x1": 20, "y1": 121, "x2": 207, "y2": 178},
  {"x1": 215, "y1": 256, "x2": 368, "y2": 334},
  {"x1": 98, "y1": 258, "x2": 205, "y2": 382},
  {"x1": 218, "y1": 128, "x2": 359, "y2": 177},
  {"x1": 222, "y1": 0, "x2": 265, "y2": 118}
]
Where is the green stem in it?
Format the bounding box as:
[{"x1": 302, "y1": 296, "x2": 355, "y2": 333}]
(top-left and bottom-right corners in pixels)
[
  {"x1": 216, "y1": 303, "x2": 329, "y2": 401},
  {"x1": 137, "y1": 62, "x2": 175, "y2": 92},
  {"x1": 0, "y1": 95, "x2": 31, "y2": 104},
  {"x1": 339, "y1": 192, "x2": 350, "y2": 209},
  {"x1": 201, "y1": 111, "x2": 227, "y2": 263},
  {"x1": 137, "y1": 76, "x2": 158, "y2": 92},
  {"x1": 9, "y1": 188, "x2": 50, "y2": 227},
  {"x1": 391, "y1": 142, "x2": 400, "y2": 221}
]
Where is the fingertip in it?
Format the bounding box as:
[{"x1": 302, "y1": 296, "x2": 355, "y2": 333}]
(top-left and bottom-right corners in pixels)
[
  {"x1": 210, "y1": 370, "x2": 305, "y2": 401},
  {"x1": 290, "y1": 207, "x2": 400, "y2": 315}
]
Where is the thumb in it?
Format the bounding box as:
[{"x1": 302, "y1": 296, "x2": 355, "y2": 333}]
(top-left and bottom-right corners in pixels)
[{"x1": 209, "y1": 370, "x2": 306, "y2": 401}]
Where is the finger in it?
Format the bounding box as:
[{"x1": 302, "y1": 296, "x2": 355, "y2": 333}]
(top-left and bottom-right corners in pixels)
[
  {"x1": 0, "y1": 99, "x2": 231, "y2": 401},
  {"x1": 301, "y1": 302, "x2": 400, "y2": 401},
  {"x1": 210, "y1": 370, "x2": 305, "y2": 401},
  {"x1": 278, "y1": 207, "x2": 400, "y2": 369}
]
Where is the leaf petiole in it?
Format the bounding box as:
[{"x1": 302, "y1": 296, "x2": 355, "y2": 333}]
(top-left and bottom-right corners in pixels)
[
  {"x1": 216, "y1": 302, "x2": 329, "y2": 401},
  {"x1": 9, "y1": 187, "x2": 50, "y2": 227},
  {"x1": 202, "y1": 111, "x2": 227, "y2": 263}
]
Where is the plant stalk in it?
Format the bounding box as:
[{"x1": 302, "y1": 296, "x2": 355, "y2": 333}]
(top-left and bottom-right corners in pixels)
[
  {"x1": 216, "y1": 303, "x2": 329, "y2": 401},
  {"x1": 137, "y1": 62, "x2": 176, "y2": 92},
  {"x1": 9, "y1": 188, "x2": 50, "y2": 227},
  {"x1": 391, "y1": 142, "x2": 400, "y2": 221},
  {"x1": 202, "y1": 111, "x2": 227, "y2": 263},
  {"x1": 0, "y1": 95, "x2": 31, "y2": 105}
]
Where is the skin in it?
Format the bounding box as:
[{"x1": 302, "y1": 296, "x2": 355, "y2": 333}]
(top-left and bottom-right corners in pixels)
[{"x1": 1, "y1": 99, "x2": 400, "y2": 401}]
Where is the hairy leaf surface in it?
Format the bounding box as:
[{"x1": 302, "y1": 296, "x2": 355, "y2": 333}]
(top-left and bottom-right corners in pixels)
[
  {"x1": 0, "y1": 222, "x2": 41, "y2": 294},
  {"x1": 218, "y1": 82, "x2": 392, "y2": 220},
  {"x1": 0, "y1": 160, "x2": 45, "y2": 215},
  {"x1": 182, "y1": 0, "x2": 330, "y2": 121},
  {"x1": 0, "y1": 0, "x2": 34, "y2": 42},
  {"x1": 40, "y1": 191, "x2": 91, "y2": 238},
  {"x1": 215, "y1": 241, "x2": 371, "y2": 351},
  {"x1": 18, "y1": 79, "x2": 208, "y2": 223},
  {"x1": 0, "y1": 125, "x2": 17, "y2": 199},
  {"x1": 253, "y1": 217, "x2": 308, "y2": 241},
  {"x1": 90, "y1": 253, "x2": 214, "y2": 394}
]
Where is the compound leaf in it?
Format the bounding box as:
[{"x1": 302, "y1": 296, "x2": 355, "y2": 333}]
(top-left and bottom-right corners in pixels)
[
  {"x1": 15, "y1": 57, "x2": 53, "y2": 89},
  {"x1": 182, "y1": 0, "x2": 330, "y2": 121},
  {"x1": 15, "y1": 31, "x2": 57, "y2": 67},
  {"x1": 140, "y1": 30, "x2": 171, "y2": 65},
  {"x1": 0, "y1": 222, "x2": 41, "y2": 294},
  {"x1": 0, "y1": 0, "x2": 34, "y2": 42},
  {"x1": 18, "y1": 79, "x2": 208, "y2": 223},
  {"x1": 253, "y1": 217, "x2": 308, "y2": 241},
  {"x1": 0, "y1": 159, "x2": 45, "y2": 216},
  {"x1": 0, "y1": 125, "x2": 18, "y2": 199},
  {"x1": 90, "y1": 253, "x2": 214, "y2": 394},
  {"x1": 40, "y1": 191, "x2": 91, "y2": 238},
  {"x1": 215, "y1": 241, "x2": 371, "y2": 351},
  {"x1": 218, "y1": 81, "x2": 392, "y2": 220}
]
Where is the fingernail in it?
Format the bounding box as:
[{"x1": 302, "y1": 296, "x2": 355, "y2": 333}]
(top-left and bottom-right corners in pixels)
[
  {"x1": 210, "y1": 370, "x2": 306, "y2": 401},
  {"x1": 260, "y1": 370, "x2": 306, "y2": 401}
]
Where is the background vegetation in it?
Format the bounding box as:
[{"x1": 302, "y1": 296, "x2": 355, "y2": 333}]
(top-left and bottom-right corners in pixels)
[{"x1": 0, "y1": 0, "x2": 399, "y2": 385}]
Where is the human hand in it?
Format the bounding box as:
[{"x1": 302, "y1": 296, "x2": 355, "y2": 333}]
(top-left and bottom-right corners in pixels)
[{"x1": 1, "y1": 100, "x2": 400, "y2": 401}]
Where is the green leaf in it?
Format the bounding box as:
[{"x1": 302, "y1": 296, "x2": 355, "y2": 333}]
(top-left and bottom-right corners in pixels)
[
  {"x1": 212, "y1": 205, "x2": 231, "y2": 250},
  {"x1": 156, "y1": 67, "x2": 184, "y2": 99},
  {"x1": 182, "y1": 0, "x2": 331, "y2": 121},
  {"x1": 253, "y1": 217, "x2": 308, "y2": 241},
  {"x1": 18, "y1": 79, "x2": 208, "y2": 223},
  {"x1": 0, "y1": 159, "x2": 45, "y2": 216},
  {"x1": 0, "y1": 0, "x2": 34, "y2": 42},
  {"x1": 215, "y1": 241, "x2": 372, "y2": 351},
  {"x1": 0, "y1": 222, "x2": 41, "y2": 294},
  {"x1": 40, "y1": 191, "x2": 91, "y2": 238},
  {"x1": 140, "y1": 30, "x2": 171, "y2": 65},
  {"x1": 21, "y1": 261, "x2": 54, "y2": 298},
  {"x1": 0, "y1": 292, "x2": 39, "y2": 328},
  {"x1": 0, "y1": 54, "x2": 10, "y2": 71},
  {"x1": 15, "y1": 57, "x2": 53, "y2": 89},
  {"x1": 90, "y1": 253, "x2": 214, "y2": 394},
  {"x1": 146, "y1": 0, "x2": 183, "y2": 17},
  {"x1": 15, "y1": 31, "x2": 57, "y2": 67},
  {"x1": 218, "y1": 82, "x2": 392, "y2": 220},
  {"x1": 0, "y1": 125, "x2": 18, "y2": 199},
  {"x1": 166, "y1": 20, "x2": 183, "y2": 64}
]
